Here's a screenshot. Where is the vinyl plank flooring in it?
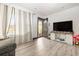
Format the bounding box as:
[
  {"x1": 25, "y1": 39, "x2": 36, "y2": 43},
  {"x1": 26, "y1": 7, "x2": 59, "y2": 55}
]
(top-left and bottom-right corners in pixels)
[
  {"x1": 65, "y1": 45, "x2": 72, "y2": 56},
  {"x1": 56, "y1": 44, "x2": 67, "y2": 56},
  {"x1": 71, "y1": 46, "x2": 77, "y2": 56},
  {"x1": 15, "y1": 37, "x2": 79, "y2": 56}
]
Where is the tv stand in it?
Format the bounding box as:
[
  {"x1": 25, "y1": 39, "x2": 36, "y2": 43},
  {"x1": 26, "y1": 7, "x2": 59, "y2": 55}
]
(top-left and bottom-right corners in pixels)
[{"x1": 50, "y1": 31, "x2": 73, "y2": 45}]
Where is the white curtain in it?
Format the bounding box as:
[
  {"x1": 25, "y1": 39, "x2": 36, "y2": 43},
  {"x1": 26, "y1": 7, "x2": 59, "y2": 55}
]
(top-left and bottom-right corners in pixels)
[
  {"x1": 1, "y1": 4, "x2": 7, "y2": 38},
  {"x1": 0, "y1": 3, "x2": 6, "y2": 39},
  {"x1": 7, "y1": 7, "x2": 15, "y2": 37},
  {"x1": 15, "y1": 9, "x2": 32, "y2": 45},
  {"x1": 0, "y1": 3, "x2": 32, "y2": 45},
  {"x1": 0, "y1": 3, "x2": 14, "y2": 39}
]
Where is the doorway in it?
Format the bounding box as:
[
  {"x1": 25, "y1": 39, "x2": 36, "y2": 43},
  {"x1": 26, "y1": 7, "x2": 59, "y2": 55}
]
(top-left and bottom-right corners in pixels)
[
  {"x1": 42, "y1": 18, "x2": 48, "y2": 37},
  {"x1": 37, "y1": 17, "x2": 48, "y2": 37},
  {"x1": 37, "y1": 17, "x2": 43, "y2": 37}
]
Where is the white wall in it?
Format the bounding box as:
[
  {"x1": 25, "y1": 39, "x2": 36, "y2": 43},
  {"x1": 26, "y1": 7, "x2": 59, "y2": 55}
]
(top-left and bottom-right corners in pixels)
[{"x1": 47, "y1": 6, "x2": 79, "y2": 35}]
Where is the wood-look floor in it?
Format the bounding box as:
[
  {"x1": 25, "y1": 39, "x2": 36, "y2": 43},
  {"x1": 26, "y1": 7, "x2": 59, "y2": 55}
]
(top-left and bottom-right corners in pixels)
[{"x1": 15, "y1": 37, "x2": 79, "y2": 56}]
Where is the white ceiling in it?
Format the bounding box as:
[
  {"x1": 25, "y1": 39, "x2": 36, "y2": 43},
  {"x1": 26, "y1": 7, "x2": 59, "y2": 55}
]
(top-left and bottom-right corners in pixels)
[{"x1": 12, "y1": 3, "x2": 79, "y2": 16}]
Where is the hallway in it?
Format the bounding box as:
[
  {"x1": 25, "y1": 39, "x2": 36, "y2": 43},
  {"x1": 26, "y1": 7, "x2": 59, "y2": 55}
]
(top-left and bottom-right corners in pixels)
[{"x1": 16, "y1": 37, "x2": 79, "y2": 56}]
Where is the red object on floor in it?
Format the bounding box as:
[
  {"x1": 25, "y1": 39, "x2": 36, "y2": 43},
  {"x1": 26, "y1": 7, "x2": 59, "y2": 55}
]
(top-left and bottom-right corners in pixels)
[{"x1": 73, "y1": 34, "x2": 79, "y2": 45}]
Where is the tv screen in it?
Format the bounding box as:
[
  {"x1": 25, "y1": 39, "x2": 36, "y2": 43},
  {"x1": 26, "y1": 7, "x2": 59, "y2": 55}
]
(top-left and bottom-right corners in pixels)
[{"x1": 53, "y1": 21, "x2": 73, "y2": 32}]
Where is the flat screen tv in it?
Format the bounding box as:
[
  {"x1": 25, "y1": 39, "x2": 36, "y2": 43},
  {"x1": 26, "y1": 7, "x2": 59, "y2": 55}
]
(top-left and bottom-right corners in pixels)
[{"x1": 53, "y1": 21, "x2": 73, "y2": 32}]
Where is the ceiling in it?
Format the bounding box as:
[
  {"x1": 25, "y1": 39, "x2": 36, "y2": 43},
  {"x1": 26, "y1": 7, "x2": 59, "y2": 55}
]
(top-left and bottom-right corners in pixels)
[{"x1": 12, "y1": 3, "x2": 79, "y2": 16}]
